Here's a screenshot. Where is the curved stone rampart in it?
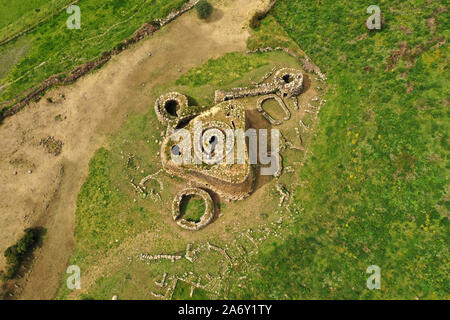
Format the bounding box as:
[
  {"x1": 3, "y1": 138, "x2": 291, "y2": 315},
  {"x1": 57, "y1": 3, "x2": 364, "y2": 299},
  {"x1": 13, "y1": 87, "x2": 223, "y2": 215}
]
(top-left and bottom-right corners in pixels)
[
  {"x1": 172, "y1": 188, "x2": 214, "y2": 231},
  {"x1": 273, "y1": 68, "x2": 303, "y2": 98},
  {"x1": 256, "y1": 94, "x2": 291, "y2": 125},
  {"x1": 154, "y1": 92, "x2": 189, "y2": 125}
]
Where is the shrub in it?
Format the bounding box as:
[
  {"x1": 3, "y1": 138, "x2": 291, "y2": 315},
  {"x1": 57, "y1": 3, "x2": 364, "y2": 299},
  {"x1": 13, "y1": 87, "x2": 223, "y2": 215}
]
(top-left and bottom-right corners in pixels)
[
  {"x1": 2, "y1": 228, "x2": 41, "y2": 279},
  {"x1": 196, "y1": 0, "x2": 213, "y2": 20},
  {"x1": 250, "y1": 10, "x2": 267, "y2": 29}
]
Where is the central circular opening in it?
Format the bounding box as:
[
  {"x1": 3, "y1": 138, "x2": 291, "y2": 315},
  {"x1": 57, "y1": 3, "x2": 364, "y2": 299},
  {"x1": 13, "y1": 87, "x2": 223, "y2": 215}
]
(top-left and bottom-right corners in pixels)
[
  {"x1": 204, "y1": 135, "x2": 218, "y2": 157},
  {"x1": 282, "y1": 74, "x2": 292, "y2": 83},
  {"x1": 164, "y1": 100, "x2": 179, "y2": 117},
  {"x1": 171, "y1": 145, "x2": 181, "y2": 156}
]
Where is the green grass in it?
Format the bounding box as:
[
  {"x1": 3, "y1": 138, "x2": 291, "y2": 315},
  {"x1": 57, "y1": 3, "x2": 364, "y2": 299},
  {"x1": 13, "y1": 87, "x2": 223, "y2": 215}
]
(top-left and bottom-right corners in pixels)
[
  {"x1": 229, "y1": 0, "x2": 449, "y2": 300},
  {"x1": 176, "y1": 52, "x2": 270, "y2": 87},
  {"x1": 0, "y1": 0, "x2": 74, "y2": 43},
  {"x1": 55, "y1": 111, "x2": 166, "y2": 299},
  {"x1": 51, "y1": 0, "x2": 449, "y2": 298},
  {"x1": 172, "y1": 280, "x2": 210, "y2": 299},
  {"x1": 260, "y1": 98, "x2": 286, "y2": 121},
  {"x1": 247, "y1": 15, "x2": 298, "y2": 52},
  {"x1": 0, "y1": 0, "x2": 188, "y2": 111},
  {"x1": 180, "y1": 195, "x2": 206, "y2": 223},
  {"x1": 0, "y1": 37, "x2": 30, "y2": 79}
]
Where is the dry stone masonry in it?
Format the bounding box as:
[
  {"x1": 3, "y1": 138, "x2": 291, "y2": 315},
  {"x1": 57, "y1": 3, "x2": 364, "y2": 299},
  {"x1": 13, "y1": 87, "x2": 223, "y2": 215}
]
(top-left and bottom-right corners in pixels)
[
  {"x1": 214, "y1": 68, "x2": 303, "y2": 103},
  {"x1": 154, "y1": 92, "x2": 189, "y2": 126},
  {"x1": 156, "y1": 0, "x2": 201, "y2": 27},
  {"x1": 154, "y1": 67, "x2": 306, "y2": 231},
  {"x1": 160, "y1": 100, "x2": 255, "y2": 202},
  {"x1": 172, "y1": 188, "x2": 214, "y2": 231},
  {"x1": 256, "y1": 94, "x2": 291, "y2": 125},
  {"x1": 140, "y1": 253, "x2": 182, "y2": 263}
]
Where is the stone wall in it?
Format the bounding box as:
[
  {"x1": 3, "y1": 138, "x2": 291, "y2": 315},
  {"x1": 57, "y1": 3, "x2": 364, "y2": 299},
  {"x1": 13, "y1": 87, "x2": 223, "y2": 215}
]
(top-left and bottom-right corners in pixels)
[
  {"x1": 171, "y1": 188, "x2": 214, "y2": 231},
  {"x1": 159, "y1": 99, "x2": 255, "y2": 201},
  {"x1": 156, "y1": 0, "x2": 201, "y2": 27},
  {"x1": 273, "y1": 68, "x2": 303, "y2": 98},
  {"x1": 154, "y1": 92, "x2": 189, "y2": 126},
  {"x1": 162, "y1": 145, "x2": 256, "y2": 201},
  {"x1": 256, "y1": 94, "x2": 291, "y2": 126},
  {"x1": 247, "y1": 46, "x2": 327, "y2": 81},
  {"x1": 214, "y1": 67, "x2": 304, "y2": 103}
]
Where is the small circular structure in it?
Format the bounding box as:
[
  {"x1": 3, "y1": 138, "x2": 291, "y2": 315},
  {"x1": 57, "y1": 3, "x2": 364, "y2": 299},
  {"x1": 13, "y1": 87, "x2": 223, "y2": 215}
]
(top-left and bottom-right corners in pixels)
[
  {"x1": 257, "y1": 94, "x2": 291, "y2": 125},
  {"x1": 154, "y1": 92, "x2": 188, "y2": 125},
  {"x1": 274, "y1": 68, "x2": 303, "y2": 98},
  {"x1": 172, "y1": 188, "x2": 214, "y2": 231}
]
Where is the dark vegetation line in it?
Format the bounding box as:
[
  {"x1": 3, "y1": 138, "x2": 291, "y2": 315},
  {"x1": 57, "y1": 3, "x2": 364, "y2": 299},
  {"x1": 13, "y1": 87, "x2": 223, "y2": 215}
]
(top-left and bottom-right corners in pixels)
[
  {"x1": 1, "y1": 228, "x2": 45, "y2": 280},
  {"x1": 249, "y1": 0, "x2": 278, "y2": 29}
]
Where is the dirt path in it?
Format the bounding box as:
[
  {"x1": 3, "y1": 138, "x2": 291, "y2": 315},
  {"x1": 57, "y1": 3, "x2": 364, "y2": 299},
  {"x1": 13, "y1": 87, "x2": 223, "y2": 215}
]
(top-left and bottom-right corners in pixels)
[{"x1": 0, "y1": 0, "x2": 268, "y2": 299}]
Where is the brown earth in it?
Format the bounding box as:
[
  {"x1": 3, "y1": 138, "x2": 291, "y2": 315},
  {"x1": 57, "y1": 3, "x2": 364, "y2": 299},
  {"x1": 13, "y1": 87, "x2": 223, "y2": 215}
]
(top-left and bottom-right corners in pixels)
[{"x1": 0, "y1": 0, "x2": 269, "y2": 299}]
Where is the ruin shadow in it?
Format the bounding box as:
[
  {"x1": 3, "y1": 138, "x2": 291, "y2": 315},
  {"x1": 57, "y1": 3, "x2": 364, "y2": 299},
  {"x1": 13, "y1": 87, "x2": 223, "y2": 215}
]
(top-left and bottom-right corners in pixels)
[{"x1": 245, "y1": 109, "x2": 274, "y2": 194}]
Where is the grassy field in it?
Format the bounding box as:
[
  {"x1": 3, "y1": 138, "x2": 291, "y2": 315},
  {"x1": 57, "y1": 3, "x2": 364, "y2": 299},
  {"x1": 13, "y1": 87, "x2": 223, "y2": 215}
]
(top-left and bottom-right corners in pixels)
[
  {"x1": 0, "y1": 37, "x2": 31, "y2": 79},
  {"x1": 0, "y1": 0, "x2": 74, "y2": 43},
  {"x1": 261, "y1": 99, "x2": 287, "y2": 121},
  {"x1": 0, "y1": 0, "x2": 188, "y2": 111},
  {"x1": 228, "y1": 0, "x2": 449, "y2": 299},
  {"x1": 246, "y1": 15, "x2": 299, "y2": 52},
  {"x1": 176, "y1": 52, "x2": 270, "y2": 87},
  {"x1": 53, "y1": 110, "x2": 228, "y2": 299}
]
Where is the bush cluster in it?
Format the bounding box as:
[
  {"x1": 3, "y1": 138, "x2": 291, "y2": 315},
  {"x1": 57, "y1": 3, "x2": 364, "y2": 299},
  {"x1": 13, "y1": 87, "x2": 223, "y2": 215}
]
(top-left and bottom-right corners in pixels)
[
  {"x1": 196, "y1": 0, "x2": 213, "y2": 20},
  {"x1": 2, "y1": 228, "x2": 40, "y2": 279},
  {"x1": 250, "y1": 10, "x2": 268, "y2": 29}
]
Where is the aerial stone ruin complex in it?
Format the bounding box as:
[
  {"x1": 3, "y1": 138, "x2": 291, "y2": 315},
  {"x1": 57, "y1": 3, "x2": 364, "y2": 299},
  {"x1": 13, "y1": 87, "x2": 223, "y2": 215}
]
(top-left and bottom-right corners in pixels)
[{"x1": 154, "y1": 68, "x2": 304, "y2": 230}]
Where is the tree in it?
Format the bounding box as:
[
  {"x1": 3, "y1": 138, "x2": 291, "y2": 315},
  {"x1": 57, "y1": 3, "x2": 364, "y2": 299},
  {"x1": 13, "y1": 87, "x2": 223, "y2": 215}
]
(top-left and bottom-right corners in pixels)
[
  {"x1": 2, "y1": 228, "x2": 40, "y2": 279},
  {"x1": 250, "y1": 10, "x2": 267, "y2": 29},
  {"x1": 196, "y1": 0, "x2": 213, "y2": 20}
]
